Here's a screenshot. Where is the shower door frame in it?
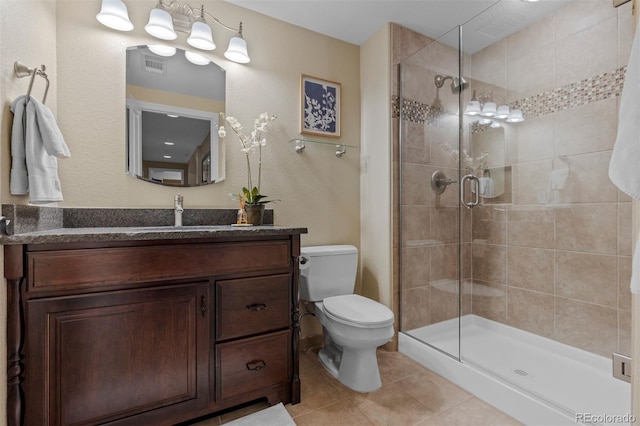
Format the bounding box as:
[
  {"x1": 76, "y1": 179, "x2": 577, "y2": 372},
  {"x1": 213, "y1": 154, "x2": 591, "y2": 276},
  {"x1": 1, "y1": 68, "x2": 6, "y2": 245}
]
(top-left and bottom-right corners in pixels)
[{"x1": 397, "y1": 24, "x2": 466, "y2": 362}]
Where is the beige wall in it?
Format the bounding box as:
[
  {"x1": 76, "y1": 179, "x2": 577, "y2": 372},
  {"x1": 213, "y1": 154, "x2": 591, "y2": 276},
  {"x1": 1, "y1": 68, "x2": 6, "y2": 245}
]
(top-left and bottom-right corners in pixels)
[
  {"x1": 2, "y1": 0, "x2": 361, "y2": 247},
  {"x1": 360, "y1": 24, "x2": 392, "y2": 309},
  {"x1": 126, "y1": 85, "x2": 225, "y2": 113}
]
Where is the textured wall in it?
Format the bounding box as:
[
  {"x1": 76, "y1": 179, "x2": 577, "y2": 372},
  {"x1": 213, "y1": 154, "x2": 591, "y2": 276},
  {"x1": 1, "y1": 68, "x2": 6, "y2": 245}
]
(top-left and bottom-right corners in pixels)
[{"x1": 3, "y1": 0, "x2": 361, "y2": 252}]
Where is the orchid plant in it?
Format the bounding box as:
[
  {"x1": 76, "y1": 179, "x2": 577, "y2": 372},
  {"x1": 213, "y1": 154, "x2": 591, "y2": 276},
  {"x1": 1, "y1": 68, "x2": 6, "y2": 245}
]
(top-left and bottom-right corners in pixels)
[{"x1": 218, "y1": 112, "x2": 278, "y2": 204}]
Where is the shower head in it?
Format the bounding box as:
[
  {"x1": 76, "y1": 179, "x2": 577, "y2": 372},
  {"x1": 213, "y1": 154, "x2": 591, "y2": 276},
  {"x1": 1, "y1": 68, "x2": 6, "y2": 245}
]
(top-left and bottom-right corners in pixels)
[{"x1": 434, "y1": 74, "x2": 469, "y2": 94}]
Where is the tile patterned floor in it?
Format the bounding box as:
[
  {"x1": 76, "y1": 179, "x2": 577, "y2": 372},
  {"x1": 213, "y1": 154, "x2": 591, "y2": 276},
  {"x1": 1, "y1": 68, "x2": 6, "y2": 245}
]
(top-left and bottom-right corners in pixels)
[{"x1": 192, "y1": 347, "x2": 522, "y2": 425}]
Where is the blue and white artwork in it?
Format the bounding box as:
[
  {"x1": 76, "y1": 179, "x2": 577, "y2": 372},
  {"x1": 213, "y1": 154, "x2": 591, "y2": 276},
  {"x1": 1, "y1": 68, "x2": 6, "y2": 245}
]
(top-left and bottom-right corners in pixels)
[{"x1": 301, "y1": 75, "x2": 341, "y2": 137}]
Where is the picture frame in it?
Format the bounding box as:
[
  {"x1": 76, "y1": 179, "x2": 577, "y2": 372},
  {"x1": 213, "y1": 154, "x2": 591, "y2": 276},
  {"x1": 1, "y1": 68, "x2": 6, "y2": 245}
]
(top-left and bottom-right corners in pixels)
[{"x1": 300, "y1": 74, "x2": 341, "y2": 138}]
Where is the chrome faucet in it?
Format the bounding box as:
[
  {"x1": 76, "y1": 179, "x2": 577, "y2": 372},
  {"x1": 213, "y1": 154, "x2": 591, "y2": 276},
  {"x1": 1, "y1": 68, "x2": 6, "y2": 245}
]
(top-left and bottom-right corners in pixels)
[{"x1": 174, "y1": 194, "x2": 184, "y2": 227}]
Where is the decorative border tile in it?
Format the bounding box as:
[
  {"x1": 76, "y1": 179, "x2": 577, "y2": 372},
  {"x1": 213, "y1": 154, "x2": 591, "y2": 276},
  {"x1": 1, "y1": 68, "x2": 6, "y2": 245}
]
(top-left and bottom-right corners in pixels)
[
  {"x1": 394, "y1": 66, "x2": 627, "y2": 124},
  {"x1": 511, "y1": 67, "x2": 626, "y2": 119}
]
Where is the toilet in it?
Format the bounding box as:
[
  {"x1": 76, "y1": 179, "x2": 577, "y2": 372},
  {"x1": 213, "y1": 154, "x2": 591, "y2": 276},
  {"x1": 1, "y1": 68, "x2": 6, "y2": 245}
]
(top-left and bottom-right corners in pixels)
[{"x1": 299, "y1": 245, "x2": 395, "y2": 392}]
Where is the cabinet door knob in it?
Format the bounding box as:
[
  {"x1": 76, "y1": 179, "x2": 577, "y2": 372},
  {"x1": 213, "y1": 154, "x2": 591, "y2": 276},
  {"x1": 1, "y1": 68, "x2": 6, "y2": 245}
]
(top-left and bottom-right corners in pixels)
[
  {"x1": 246, "y1": 360, "x2": 267, "y2": 371},
  {"x1": 246, "y1": 303, "x2": 267, "y2": 312}
]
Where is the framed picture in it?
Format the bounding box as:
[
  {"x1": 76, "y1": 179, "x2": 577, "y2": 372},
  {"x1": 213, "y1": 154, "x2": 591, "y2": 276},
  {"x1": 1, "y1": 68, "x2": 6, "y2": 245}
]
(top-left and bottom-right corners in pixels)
[
  {"x1": 300, "y1": 74, "x2": 341, "y2": 138},
  {"x1": 201, "y1": 153, "x2": 211, "y2": 184}
]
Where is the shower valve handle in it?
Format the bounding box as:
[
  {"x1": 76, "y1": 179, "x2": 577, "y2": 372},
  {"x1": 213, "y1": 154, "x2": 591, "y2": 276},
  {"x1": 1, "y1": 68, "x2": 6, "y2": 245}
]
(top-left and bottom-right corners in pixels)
[{"x1": 431, "y1": 171, "x2": 457, "y2": 194}]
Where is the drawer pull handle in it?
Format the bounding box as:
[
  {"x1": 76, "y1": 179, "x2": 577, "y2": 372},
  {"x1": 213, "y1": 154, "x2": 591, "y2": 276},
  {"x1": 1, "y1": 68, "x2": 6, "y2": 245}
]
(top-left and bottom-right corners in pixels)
[
  {"x1": 246, "y1": 303, "x2": 267, "y2": 312},
  {"x1": 246, "y1": 360, "x2": 267, "y2": 371}
]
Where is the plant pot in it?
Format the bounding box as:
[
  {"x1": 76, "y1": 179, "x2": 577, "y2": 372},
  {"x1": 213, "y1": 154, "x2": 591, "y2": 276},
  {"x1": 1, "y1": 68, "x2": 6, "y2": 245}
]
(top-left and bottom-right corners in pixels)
[{"x1": 245, "y1": 204, "x2": 265, "y2": 226}]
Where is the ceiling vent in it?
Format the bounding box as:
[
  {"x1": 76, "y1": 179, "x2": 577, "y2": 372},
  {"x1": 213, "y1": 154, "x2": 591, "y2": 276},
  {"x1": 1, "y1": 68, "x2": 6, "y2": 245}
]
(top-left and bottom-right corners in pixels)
[{"x1": 143, "y1": 54, "x2": 166, "y2": 75}]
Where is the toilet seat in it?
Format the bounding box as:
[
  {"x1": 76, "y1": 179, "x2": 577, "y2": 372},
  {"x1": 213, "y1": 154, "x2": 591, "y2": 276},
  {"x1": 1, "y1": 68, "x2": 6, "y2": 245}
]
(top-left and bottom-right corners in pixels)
[{"x1": 322, "y1": 294, "x2": 394, "y2": 328}]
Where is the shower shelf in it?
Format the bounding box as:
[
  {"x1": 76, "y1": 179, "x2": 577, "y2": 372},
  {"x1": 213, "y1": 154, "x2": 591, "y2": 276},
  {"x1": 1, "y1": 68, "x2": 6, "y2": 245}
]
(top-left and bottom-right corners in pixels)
[{"x1": 288, "y1": 138, "x2": 358, "y2": 158}]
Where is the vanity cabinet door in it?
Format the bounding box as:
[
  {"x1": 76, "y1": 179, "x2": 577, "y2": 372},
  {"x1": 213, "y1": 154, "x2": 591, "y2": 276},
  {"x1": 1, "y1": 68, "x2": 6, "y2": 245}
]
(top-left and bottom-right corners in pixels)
[{"x1": 24, "y1": 283, "x2": 209, "y2": 426}]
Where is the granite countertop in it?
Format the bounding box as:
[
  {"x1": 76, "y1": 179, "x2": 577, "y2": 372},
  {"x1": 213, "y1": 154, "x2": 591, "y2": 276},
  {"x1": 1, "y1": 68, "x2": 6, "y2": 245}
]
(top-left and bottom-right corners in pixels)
[
  {"x1": 0, "y1": 204, "x2": 307, "y2": 245},
  {"x1": 0, "y1": 225, "x2": 308, "y2": 245}
]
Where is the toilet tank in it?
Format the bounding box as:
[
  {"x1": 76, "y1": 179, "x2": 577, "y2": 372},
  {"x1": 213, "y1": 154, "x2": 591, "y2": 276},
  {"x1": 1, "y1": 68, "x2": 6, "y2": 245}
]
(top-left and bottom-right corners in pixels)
[{"x1": 299, "y1": 245, "x2": 358, "y2": 302}]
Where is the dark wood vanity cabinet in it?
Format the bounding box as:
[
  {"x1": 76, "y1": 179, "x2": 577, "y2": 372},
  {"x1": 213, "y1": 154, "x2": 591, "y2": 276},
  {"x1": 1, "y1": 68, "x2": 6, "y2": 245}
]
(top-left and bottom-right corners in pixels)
[{"x1": 4, "y1": 234, "x2": 302, "y2": 426}]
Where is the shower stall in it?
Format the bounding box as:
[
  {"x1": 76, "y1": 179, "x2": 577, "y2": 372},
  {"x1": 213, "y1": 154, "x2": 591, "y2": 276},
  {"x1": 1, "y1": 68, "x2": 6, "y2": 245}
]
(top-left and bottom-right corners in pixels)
[{"x1": 395, "y1": 1, "x2": 633, "y2": 424}]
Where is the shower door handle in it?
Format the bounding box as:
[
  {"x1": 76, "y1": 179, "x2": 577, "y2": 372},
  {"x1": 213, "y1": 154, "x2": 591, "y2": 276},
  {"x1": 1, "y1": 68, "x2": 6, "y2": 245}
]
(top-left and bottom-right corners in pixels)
[{"x1": 460, "y1": 174, "x2": 480, "y2": 209}]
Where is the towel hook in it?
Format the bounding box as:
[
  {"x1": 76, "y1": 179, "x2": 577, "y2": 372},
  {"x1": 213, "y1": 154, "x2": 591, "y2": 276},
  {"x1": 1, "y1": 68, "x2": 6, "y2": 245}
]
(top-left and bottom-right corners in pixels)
[{"x1": 14, "y1": 61, "x2": 50, "y2": 104}]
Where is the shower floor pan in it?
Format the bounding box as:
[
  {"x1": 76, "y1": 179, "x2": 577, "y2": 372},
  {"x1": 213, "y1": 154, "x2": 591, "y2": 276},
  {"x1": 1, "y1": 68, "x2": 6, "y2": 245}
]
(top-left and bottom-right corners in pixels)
[{"x1": 400, "y1": 315, "x2": 631, "y2": 425}]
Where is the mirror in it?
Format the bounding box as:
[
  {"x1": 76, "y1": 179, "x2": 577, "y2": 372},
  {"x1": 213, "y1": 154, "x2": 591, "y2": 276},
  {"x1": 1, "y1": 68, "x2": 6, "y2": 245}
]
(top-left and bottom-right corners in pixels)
[
  {"x1": 469, "y1": 123, "x2": 511, "y2": 204},
  {"x1": 126, "y1": 45, "x2": 225, "y2": 186}
]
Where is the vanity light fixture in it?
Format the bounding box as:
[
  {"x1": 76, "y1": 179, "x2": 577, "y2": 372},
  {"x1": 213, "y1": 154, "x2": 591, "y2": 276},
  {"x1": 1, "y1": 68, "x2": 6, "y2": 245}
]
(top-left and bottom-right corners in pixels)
[
  {"x1": 185, "y1": 50, "x2": 210, "y2": 65},
  {"x1": 96, "y1": 0, "x2": 251, "y2": 64},
  {"x1": 96, "y1": 0, "x2": 134, "y2": 31},
  {"x1": 148, "y1": 44, "x2": 177, "y2": 57},
  {"x1": 464, "y1": 89, "x2": 525, "y2": 125},
  {"x1": 506, "y1": 109, "x2": 524, "y2": 123}
]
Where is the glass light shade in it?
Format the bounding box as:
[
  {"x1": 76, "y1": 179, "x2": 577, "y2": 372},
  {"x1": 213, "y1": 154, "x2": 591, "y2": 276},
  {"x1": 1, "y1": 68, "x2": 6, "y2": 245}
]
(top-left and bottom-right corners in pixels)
[
  {"x1": 148, "y1": 44, "x2": 176, "y2": 57},
  {"x1": 464, "y1": 100, "x2": 481, "y2": 116},
  {"x1": 478, "y1": 118, "x2": 492, "y2": 125},
  {"x1": 96, "y1": 0, "x2": 133, "y2": 31},
  {"x1": 188, "y1": 21, "x2": 216, "y2": 51},
  {"x1": 480, "y1": 101, "x2": 497, "y2": 117},
  {"x1": 495, "y1": 104, "x2": 510, "y2": 119},
  {"x1": 490, "y1": 120, "x2": 501, "y2": 128},
  {"x1": 224, "y1": 36, "x2": 251, "y2": 64},
  {"x1": 185, "y1": 50, "x2": 210, "y2": 66},
  {"x1": 506, "y1": 109, "x2": 524, "y2": 122},
  {"x1": 145, "y1": 8, "x2": 177, "y2": 40}
]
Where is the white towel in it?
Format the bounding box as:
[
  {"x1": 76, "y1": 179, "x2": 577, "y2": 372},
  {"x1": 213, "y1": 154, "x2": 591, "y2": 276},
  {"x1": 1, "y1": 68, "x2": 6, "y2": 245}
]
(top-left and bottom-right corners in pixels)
[
  {"x1": 609, "y1": 22, "x2": 640, "y2": 198},
  {"x1": 10, "y1": 95, "x2": 71, "y2": 204},
  {"x1": 478, "y1": 177, "x2": 494, "y2": 198},
  {"x1": 10, "y1": 96, "x2": 28, "y2": 195},
  {"x1": 609, "y1": 22, "x2": 640, "y2": 294}
]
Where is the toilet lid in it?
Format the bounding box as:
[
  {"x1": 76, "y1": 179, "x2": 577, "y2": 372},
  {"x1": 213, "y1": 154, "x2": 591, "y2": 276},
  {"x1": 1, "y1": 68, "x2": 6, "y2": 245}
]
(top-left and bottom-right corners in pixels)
[{"x1": 322, "y1": 294, "x2": 394, "y2": 327}]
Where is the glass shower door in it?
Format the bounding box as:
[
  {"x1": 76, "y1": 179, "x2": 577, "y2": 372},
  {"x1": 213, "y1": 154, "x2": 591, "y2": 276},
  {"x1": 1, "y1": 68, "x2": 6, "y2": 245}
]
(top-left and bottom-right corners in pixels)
[{"x1": 399, "y1": 26, "x2": 466, "y2": 360}]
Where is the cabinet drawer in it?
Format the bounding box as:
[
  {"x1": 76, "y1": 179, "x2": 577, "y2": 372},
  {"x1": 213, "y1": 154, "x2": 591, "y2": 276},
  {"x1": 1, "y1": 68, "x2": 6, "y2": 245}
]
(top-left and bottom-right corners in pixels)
[
  {"x1": 216, "y1": 330, "x2": 291, "y2": 400},
  {"x1": 27, "y1": 240, "x2": 291, "y2": 294},
  {"x1": 216, "y1": 274, "x2": 291, "y2": 341}
]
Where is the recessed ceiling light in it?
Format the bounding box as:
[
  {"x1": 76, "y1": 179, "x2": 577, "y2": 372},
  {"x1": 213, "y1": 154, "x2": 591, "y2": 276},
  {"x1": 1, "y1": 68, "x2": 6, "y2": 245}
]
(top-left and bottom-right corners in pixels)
[
  {"x1": 163, "y1": 155, "x2": 172, "y2": 159},
  {"x1": 164, "y1": 141, "x2": 174, "y2": 145},
  {"x1": 167, "y1": 114, "x2": 179, "y2": 118}
]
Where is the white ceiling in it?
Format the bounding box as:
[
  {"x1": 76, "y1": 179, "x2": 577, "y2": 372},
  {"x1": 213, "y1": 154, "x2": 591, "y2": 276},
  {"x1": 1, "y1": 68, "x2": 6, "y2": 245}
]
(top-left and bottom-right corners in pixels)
[{"x1": 226, "y1": 0, "x2": 573, "y2": 53}]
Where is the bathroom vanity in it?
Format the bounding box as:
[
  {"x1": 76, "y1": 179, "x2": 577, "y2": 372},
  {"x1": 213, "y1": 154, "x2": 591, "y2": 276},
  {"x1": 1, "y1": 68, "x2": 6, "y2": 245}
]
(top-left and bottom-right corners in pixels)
[{"x1": 2, "y1": 223, "x2": 305, "y2": 426}]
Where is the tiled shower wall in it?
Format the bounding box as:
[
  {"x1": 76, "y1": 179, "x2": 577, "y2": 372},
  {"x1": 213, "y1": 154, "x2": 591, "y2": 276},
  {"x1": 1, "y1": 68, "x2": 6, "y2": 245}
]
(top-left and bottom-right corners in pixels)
[{"x1": 394, "y1": 0, "x2": 635, "y2": 357}]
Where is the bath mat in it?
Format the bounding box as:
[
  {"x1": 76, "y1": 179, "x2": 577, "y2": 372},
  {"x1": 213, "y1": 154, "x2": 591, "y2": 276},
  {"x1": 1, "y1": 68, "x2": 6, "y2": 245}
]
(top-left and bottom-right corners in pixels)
[{"x1": 224, "y1": 403, "x2": 296, "y2": 426}]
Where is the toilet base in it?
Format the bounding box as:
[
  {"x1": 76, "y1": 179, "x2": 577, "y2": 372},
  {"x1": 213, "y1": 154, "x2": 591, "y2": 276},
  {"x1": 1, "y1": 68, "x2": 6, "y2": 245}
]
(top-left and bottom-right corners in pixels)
[{"x1": 318, "y1": 345, "x2": 382, "y2": 393}]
